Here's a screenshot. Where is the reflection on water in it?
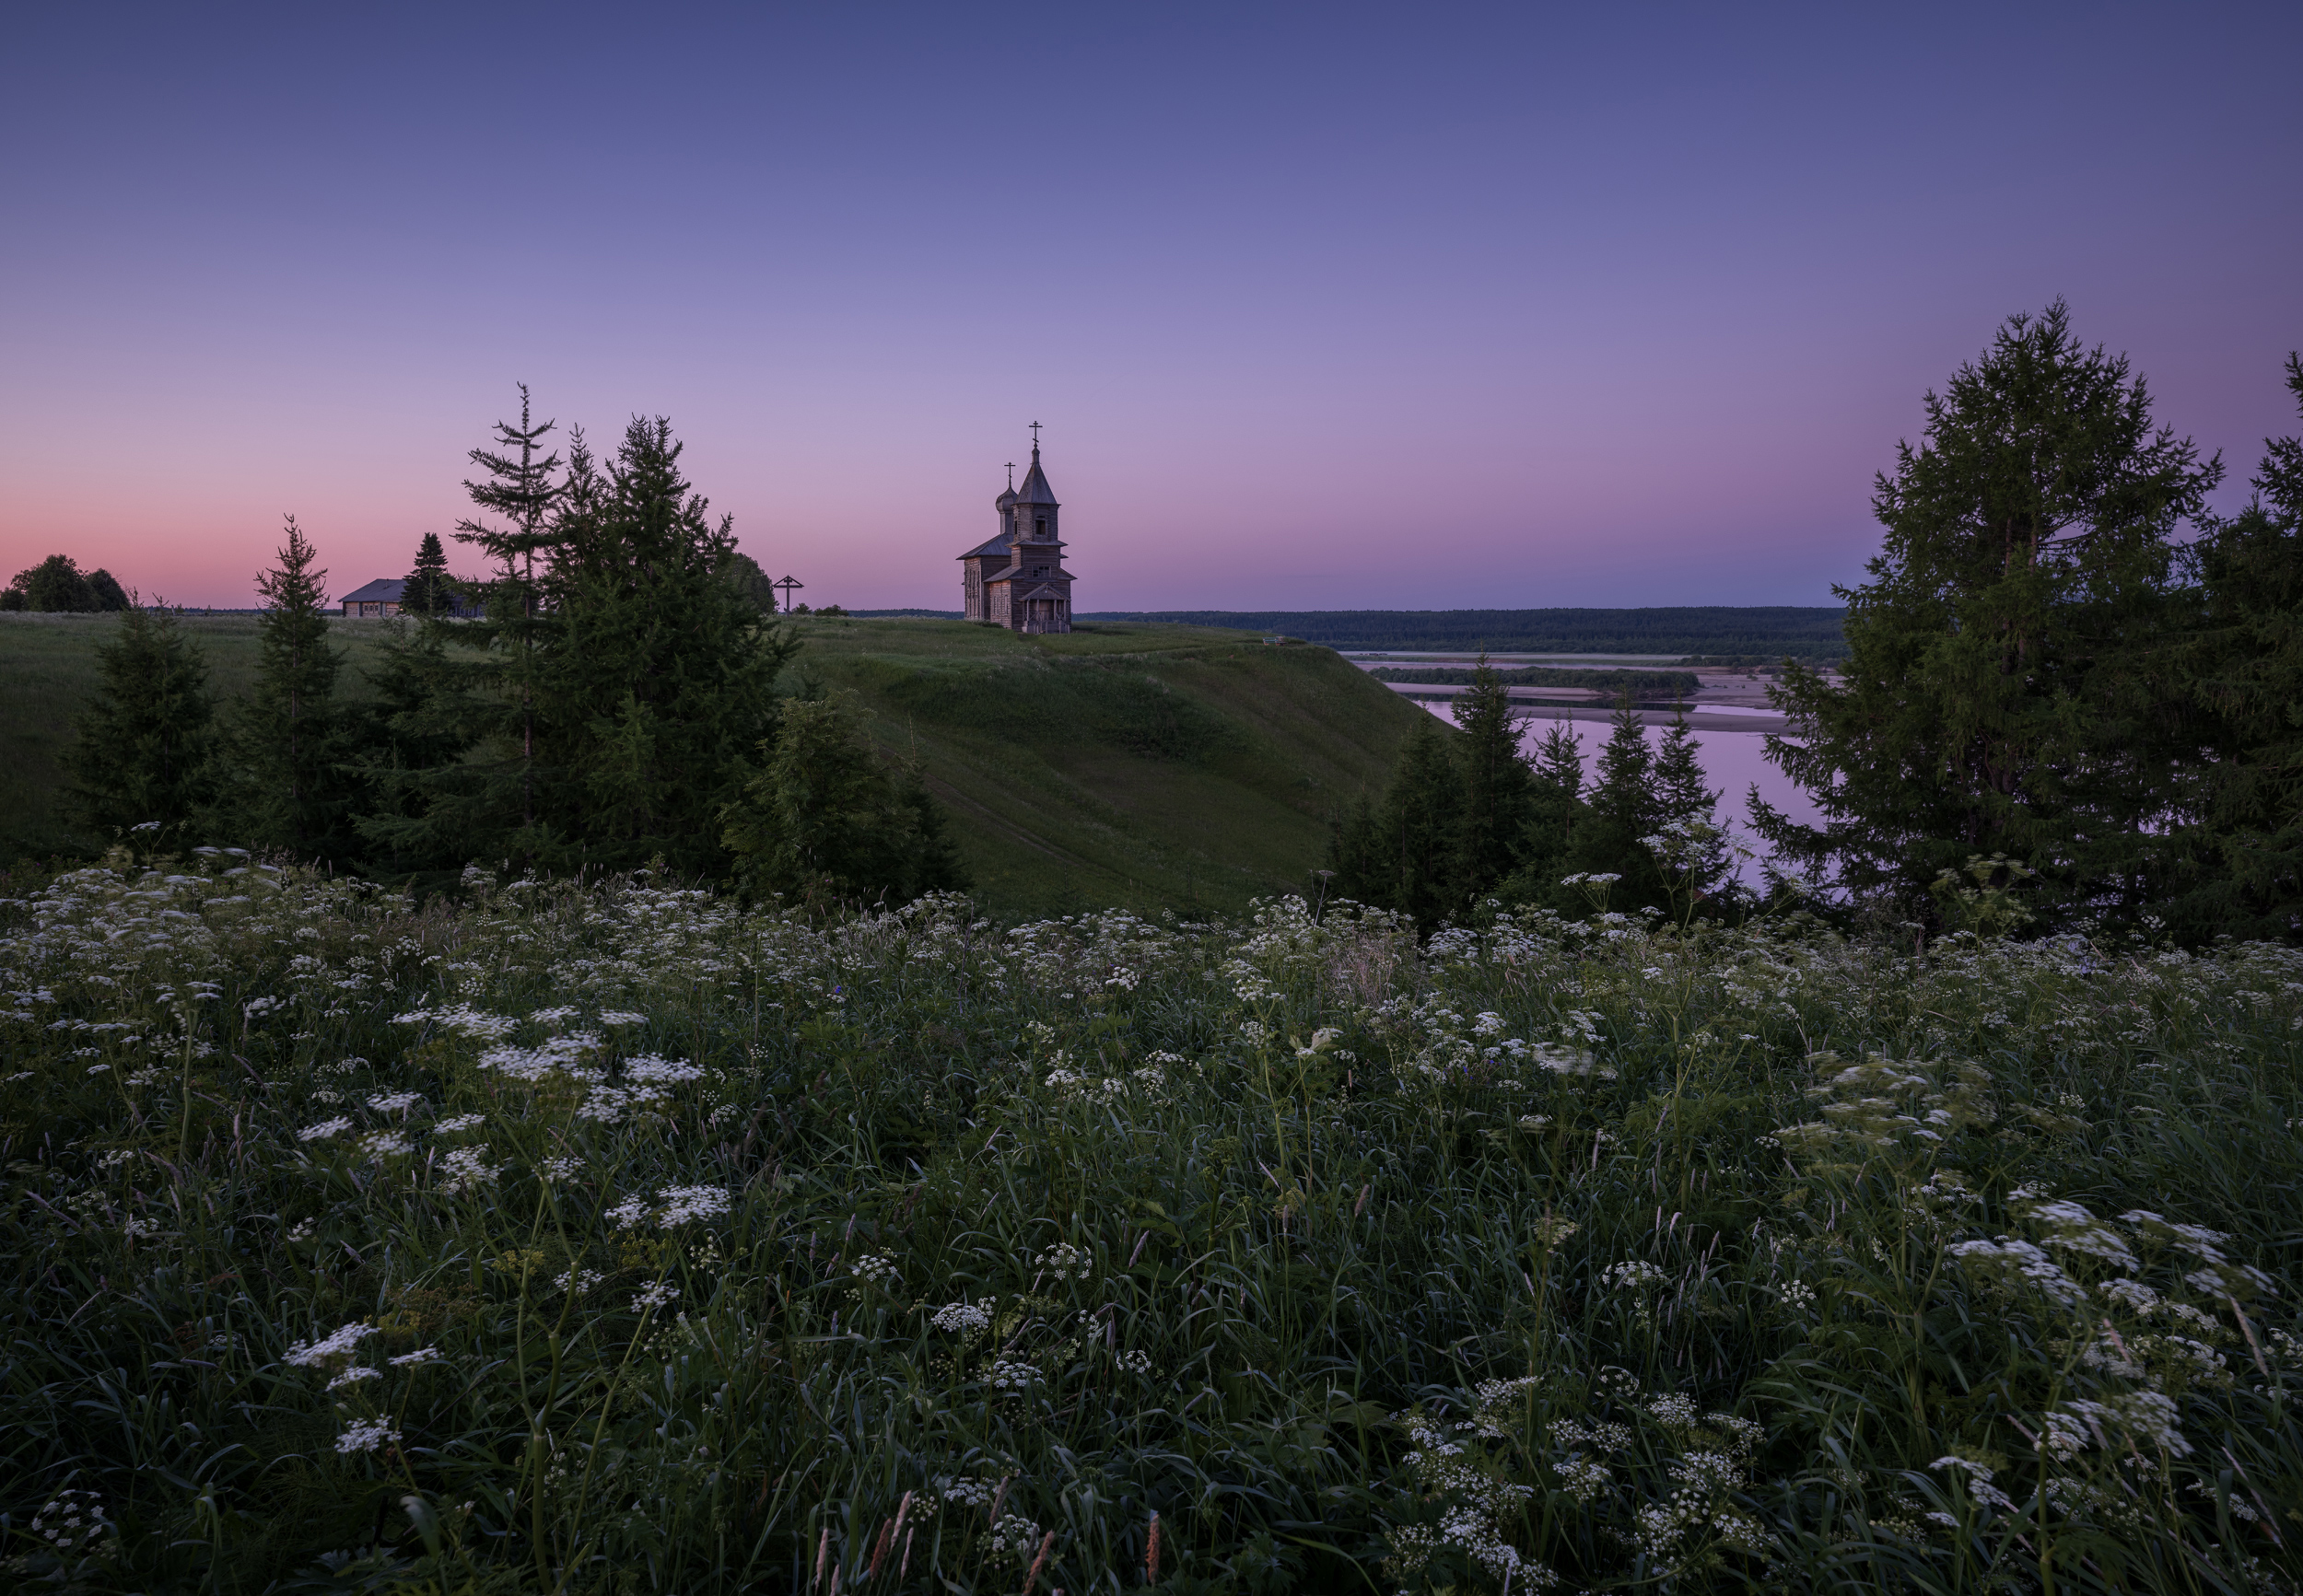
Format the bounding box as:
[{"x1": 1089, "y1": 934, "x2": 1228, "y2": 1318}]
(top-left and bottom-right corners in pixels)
[{"x1": 1420, "y1": 704, "x2": 1821, "y2": 886}]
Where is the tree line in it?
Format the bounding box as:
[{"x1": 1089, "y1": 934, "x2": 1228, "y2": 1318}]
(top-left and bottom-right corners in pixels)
[
  {"x1": 1334, "y1": 303, "x2": 2303, "y2": 944},
  {"x1": 61, "y1": 392, "x2": 964, "y2": 906},
  {"x1": 3, "y1": 555, "x2": 131, "y2": 612},
  {"x1": 1327, "y1": 672, "x2": 1733, "y2": 927}
]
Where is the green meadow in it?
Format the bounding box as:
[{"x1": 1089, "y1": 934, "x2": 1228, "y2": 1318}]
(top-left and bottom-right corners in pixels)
[
  {"x1": 3, "y1": 863, "x2": 2296, "y2": 1592},
  {"x1": 0, "y1": 613, "x2": 1426, "y2": 919}
]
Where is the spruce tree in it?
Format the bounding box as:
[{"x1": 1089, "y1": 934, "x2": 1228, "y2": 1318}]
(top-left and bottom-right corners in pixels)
[
  {"x1": 2174, "y1": 353, "x2": 2303, "y2": 938},
  {"x1": 451, "y1": 387, "x2": 566, "y2": 850},
  {"x1": 345, "y1": 623, "x2": 473, "y2": 880},
  {"x1": 1499, "y1": 719, "x2": 1586, "y2": 906},
  {"x1": 1756, "y1": 302, "x2": 2220, "y2": 926},
  {"x1": 1648, "y1": 705, "x2": 1733, "y2": 912},
  {"x1": 400, "y1": 532, "x2": 457, "y2": 617},
  {"x1": 1449, "y1": 651, "x2": 1535, "y2": 904},
  {"x1": 721, "y1": 691, "x2": 968, "y2": 905},
  {"x1": 64, "y1": 604, "x2": 215, "y2": 852},
  {"x1": 1564, "y1": 693, "x2": 1661, "y2": 907},
  {"x1": 360, "y1": 390, "x2": 566, "y2": 870},
  {"x1": 543, "y1": 414, "x2": 798, "y2": 876},
  {"x1": 213, "y1": 516, "x2": 355, "y2": 858},
  {"x1": 1327, "y1": 715, "x2": 1465, "y2": 928}
]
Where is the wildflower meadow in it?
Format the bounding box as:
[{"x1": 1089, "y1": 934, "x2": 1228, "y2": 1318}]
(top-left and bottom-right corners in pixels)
[{"x1": 3, "y1": 856, "x2": 2299, "y2": 1593}]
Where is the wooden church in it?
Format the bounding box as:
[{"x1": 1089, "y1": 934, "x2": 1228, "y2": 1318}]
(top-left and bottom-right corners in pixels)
[{"x1": 957, "y1": 437, "x2": 1074, "y2": 633}]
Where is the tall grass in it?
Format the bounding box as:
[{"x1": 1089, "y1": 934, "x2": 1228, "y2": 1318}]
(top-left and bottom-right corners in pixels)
[{"x1": 1, "y1": 860, "x2": 2297, "y2": 1593}]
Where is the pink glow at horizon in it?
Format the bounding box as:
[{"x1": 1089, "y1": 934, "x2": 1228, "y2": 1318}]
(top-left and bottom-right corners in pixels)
[{"x1": 2, "y1": 5, "x2": 2297, "y2": 611}]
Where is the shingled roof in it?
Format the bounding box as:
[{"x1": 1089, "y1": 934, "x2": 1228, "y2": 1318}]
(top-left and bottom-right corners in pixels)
[{"x1": 1012, "y1": 449, "x2": 1058, "y2": 506}]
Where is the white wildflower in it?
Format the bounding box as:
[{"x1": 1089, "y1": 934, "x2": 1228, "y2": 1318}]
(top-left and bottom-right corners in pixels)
[
  {"x1": 285, "y1": 1322, "x2": 373, "y2": 1367},
  {"x1": 335, "y1": 1416, "x2": 402, "y2": 1455}
]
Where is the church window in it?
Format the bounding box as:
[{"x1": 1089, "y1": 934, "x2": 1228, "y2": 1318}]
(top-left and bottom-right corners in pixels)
[{"x1": 1035, "y1": 518, "x2": 1046, "y2": 537}]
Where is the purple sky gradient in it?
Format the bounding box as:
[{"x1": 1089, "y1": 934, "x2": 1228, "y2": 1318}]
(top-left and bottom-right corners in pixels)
[{"x1": 2, "y1": 3, "x2": 2297, "y2": 610}]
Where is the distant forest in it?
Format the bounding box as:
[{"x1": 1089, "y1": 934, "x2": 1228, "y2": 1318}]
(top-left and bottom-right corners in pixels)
[
  {"x1": 1083, "y1": 607, "x2": 1847, "y2": 656},
  {"x1": 852, "y1": 606, "x2": 1850, "y2": 657}
]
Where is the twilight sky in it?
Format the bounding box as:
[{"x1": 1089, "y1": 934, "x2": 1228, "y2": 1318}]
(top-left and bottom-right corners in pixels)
[{"x1": 3, "y1": 3, "x2": 2297, "y2": 611}]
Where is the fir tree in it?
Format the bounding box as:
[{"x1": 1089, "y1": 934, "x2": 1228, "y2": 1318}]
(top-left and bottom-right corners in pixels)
[
  {"x1": 1562, "y1": 693, "x2": 1660, "y2": 906},
  {"x1": 345, "y1": 624, "x2": 473, "y2": 880},
  {"x1": 721, "y1": 692, "x2": 968, "y2": 905},
  {"x1": 1499, "y1": 719, "x2": 1585, "y2": 906},
  {"x1": 1327, "y1": 715, "x2": 1464, "y2": 928},
  {"x1": 451, "y1": 387, "x2": 566, "y2": 848},
  {"x1": 1449, "y1": 651, "x2": 1535, "y2": 905},
  {"x1": 1648, "y1": 706, "x2": 1734, "y2": 916},
  {"x1": 64, "y1": 604, "x2": 215, "y2": 853},
  {"x1": 400, "y1": 532, "x2": 457, "y2": 617},
  {"x1": 213, "y1": 516, "x2": 355, "y2": 858},
  {"x1": 544, "y1": 415, "x2": 798, "y2": 875},
  {"x1": 2174, "y1": 353, "x2": 2303, "y2": 938},
  {"x1": 1756, "y1": 302, "x2": 2220, "y2": 927}
]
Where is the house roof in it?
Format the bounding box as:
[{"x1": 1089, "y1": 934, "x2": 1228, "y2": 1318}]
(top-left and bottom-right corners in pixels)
[
  {"x1": 957, "y1": 533, "x2": 1015, "y2": 560},
  {"x1": 342, "y1": 578, "x2": 406, "y2": 603},
  {"x1": 1013, "y1": 449, "x2": 1058, "y2": 506},
  {"x1": 987, "y1": 565, "x2": 1074, "y2": 587}
]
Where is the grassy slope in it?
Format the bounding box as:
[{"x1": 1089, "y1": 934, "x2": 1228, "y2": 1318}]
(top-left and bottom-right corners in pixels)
[
  {"x1": 790, "y1": 616, "x2": 1427, "y2": 917},
  {"x1": 0, "y1": 614, "x2": 401, "y2": 861},
  {"x1": 0, "y1": 613, "x2": 1425, "y2": 917}
]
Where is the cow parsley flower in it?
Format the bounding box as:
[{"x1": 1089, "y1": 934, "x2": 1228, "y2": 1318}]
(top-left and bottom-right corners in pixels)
[
  {"x1": 286, "y1": 1322, "x2": 374, "y2": 1367},
  {"x1": 335, "y1": 1416, "x2": 402, "y2": 1455},
  {"x1": 1601, "y1": 1261, "x2": 1667, "y2": 1291},
  {"x1": 624, "y1": 1054, "x2": 703, "y2": 1087},
  {"x1": 932, "y1": 1299, "x2": 992, "y2": 1335},
  {"x1": 1035, "y1": 1241, "x2": 1091, "y2": 1282},
  {"x1": 298, "y1": 1116, "x2": 354, "y2": 1143},
  {"x1": 436, "y1": 1147, "x2": 497, "y2": 1195}
]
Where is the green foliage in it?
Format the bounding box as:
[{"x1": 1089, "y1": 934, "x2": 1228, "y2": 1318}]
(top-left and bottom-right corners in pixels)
[
  {"x1": 2171, "y1": 353, "x2": 2303, "y2": 938},
  {"x1": 721, "y1": 691, "x2": 969, "y2": 906},
  {"x1": 1498, "y1": 720, "x2": 1585, "y2": 908},
  {"x1": 717, "y1": 549, "x2": 781, "y2": 612},
  {"x1": 399, "y1": 531, "x2": 460, "y2": 618},
  {"x1": 3, "y1": 867, "x2": 2298, "y2": 1594},
  {"x1": 1449, "y1": 653, "x2": 1536, "y2": 903},
  {"x1": 0, "y1": 614, "x2": 401, "y2": 864},
  {"x1": 1327, "y1": 712, "x2": 1464, "y2": 926},
  {"x1": 539, "y1": 416, "x2": 798, "y2": 877},
  {"x1": 62, "y1": 605, "x2": 216, "y2": 854},
  {"x1": 207, "y1": 516, "x2": 359, "y2": 860},
  {"x1": 8, "y1": 553, "x2": 129, "y2": 613},
  {"x1": 1757, "y1": 301, "x2": 2223, "y2": 928}
]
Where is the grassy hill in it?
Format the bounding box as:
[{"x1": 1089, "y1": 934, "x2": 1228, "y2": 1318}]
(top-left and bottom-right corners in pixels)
[
  {"x1": 0, "y1": 613, "x2": 1426, "y2": 917},
  {"x1": 0, "y1": 613, "x2": 402, "y2": 864},
  {"x1": 789, "y1": 616, "x2": 1425, "y2": 915}
]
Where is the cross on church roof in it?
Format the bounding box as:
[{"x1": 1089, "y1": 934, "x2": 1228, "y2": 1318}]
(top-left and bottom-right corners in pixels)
[{"x1": 1029, "y1": 420, "x2": 1041, "y2": 451}]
